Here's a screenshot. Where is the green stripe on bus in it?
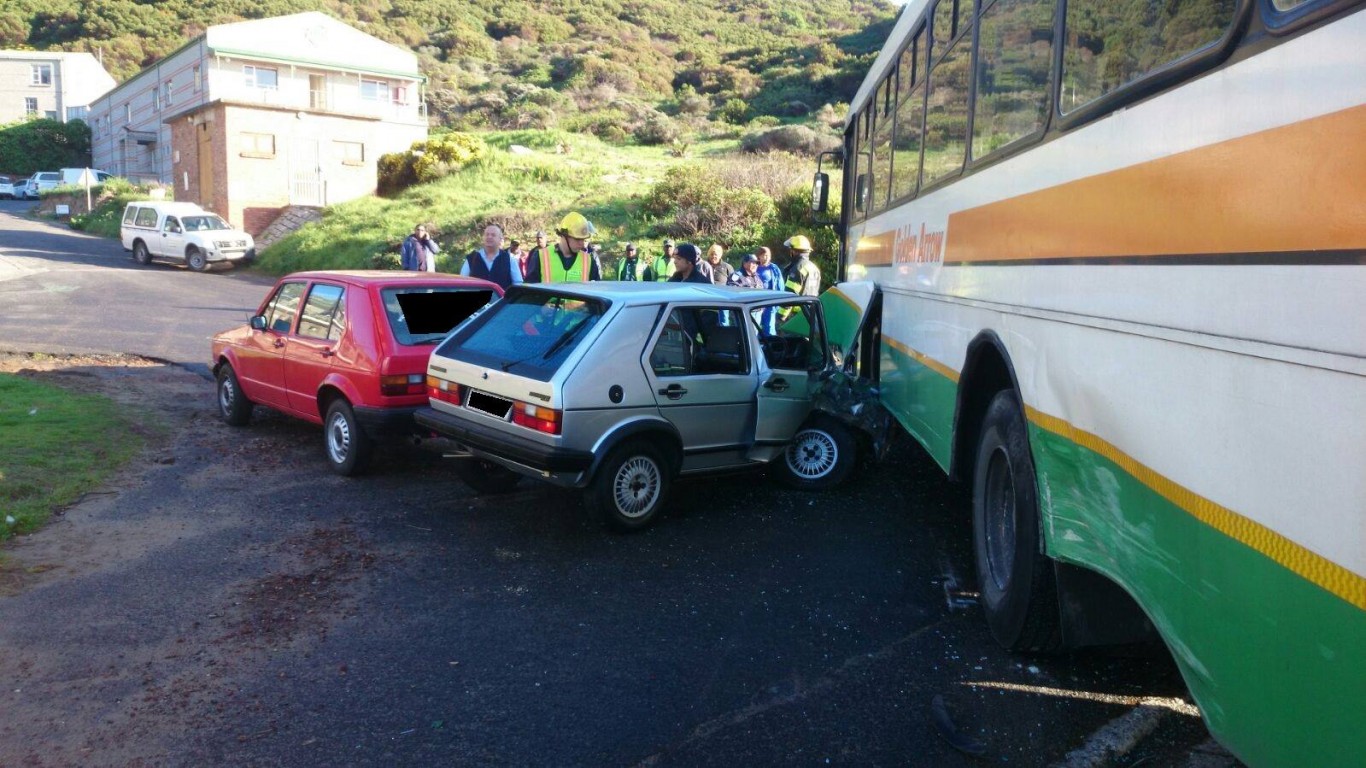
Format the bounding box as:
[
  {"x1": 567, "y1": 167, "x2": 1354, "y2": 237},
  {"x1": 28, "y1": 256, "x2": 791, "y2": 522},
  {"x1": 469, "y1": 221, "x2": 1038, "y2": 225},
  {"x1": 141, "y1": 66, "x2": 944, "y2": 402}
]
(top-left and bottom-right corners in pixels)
[
  {"x1": 879, "y1": 337, "x2": 957, "y2": 471},
  {"x1": 1031, "y1": 426, "x2": 1366, "y2": 768}
]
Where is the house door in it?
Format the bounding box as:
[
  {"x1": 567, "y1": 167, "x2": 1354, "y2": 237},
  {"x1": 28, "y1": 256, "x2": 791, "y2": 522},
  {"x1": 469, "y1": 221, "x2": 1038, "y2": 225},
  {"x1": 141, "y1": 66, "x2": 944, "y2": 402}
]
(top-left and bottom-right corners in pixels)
[
  {"x1": 197, "y1": 123, "x2": 214, "y2": 205},
  {"x1": 290, "y1": 138, "x2": 323, "y2": 206}
]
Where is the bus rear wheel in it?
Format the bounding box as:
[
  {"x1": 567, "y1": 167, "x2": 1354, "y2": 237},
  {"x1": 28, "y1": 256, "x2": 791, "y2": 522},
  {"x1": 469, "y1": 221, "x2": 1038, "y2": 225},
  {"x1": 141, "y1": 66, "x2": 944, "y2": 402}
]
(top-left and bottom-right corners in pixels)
[{"x1": 972, "y1": 389, "x2": 1062, "y2": 653}]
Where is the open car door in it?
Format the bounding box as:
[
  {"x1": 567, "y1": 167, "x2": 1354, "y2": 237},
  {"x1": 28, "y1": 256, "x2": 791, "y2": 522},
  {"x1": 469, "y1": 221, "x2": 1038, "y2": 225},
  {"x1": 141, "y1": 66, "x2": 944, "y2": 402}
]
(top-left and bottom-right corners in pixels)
[{"x1": 819, "y1": 282, "x2": 880, "y2": 377}]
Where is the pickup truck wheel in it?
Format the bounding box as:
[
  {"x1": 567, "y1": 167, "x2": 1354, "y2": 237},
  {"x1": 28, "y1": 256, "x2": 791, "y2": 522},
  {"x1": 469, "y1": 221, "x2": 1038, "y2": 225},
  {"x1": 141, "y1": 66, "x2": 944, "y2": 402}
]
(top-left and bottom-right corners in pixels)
[
  {"x1": 586, "y1": 440, "x2": 670, "y2": 533},
  {"x1": 132, "y1": 241, "x2": 151, "y2": 265},
  {"x1": 773, "y1": 414, "x2": 856, "y2": 490},
  {"x1": 454, "y1": 459, "x2": 522, "y2": 494},
  {"x1": 215, "y1": 363, "x2": 253, "y2": 426},
  {"x1": 187, "y1": 246, "x2": 209, "y2": 272},
  {"x1": 324, "y1": 399, "x2": 372, "y2": 477}
]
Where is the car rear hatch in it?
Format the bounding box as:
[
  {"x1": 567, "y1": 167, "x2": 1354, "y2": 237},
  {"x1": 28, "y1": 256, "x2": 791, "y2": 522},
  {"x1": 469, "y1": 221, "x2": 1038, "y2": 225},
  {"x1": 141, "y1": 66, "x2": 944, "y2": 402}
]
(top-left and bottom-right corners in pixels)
[{"x1": 378, "y1": 284, "x2": 499, "y2": 402}]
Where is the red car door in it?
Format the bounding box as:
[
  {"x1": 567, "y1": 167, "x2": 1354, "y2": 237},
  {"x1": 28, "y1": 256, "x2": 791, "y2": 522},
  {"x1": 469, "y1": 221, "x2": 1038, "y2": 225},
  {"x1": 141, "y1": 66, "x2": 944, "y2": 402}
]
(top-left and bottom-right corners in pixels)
[
  {"x1": 234, "y1": 281, "x2": 305, "y2": 409},
  {"x1": 283, "y1": 282, "x2": 347, "y2": 417}
]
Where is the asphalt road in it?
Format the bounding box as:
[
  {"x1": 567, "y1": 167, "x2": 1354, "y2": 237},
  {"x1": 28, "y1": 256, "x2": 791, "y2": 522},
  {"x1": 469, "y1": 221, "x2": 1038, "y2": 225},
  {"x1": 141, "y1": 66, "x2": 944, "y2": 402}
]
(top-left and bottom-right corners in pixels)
[{"x1": 0, "y1": 204, "x2": 1228, "y2": 767}]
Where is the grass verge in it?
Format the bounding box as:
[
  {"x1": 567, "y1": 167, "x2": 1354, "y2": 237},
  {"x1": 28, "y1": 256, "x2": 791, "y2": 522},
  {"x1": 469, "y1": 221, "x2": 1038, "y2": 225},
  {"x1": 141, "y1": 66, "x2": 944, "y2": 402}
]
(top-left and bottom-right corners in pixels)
[{"x1": 0, "y1": 373, "x2": 147, "y2": 540}]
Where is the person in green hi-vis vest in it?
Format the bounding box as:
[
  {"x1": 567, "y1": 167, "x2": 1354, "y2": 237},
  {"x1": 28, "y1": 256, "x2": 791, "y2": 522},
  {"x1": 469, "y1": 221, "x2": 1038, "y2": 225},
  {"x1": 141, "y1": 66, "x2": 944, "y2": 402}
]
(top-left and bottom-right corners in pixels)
[
  {"x1": 644, "y1": 237, "x2": 676, "y2": 281},
  {"x1": 615, "y1": 243, "x2": 649, "y2": 281},
  {"x1": 524, "y1": 212, "x2": 603, "y2": 283}
]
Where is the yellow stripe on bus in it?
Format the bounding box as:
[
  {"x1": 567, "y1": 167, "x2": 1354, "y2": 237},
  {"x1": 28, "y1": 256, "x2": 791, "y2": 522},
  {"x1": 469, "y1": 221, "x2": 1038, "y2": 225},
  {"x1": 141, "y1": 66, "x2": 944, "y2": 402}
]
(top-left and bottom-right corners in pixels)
[
  {"x1": 883, "y1": 334, "x2": 1366, "y2": 612},
  {"x1": 947, "y1": 104, "x2": 1366, "y2": 262}
]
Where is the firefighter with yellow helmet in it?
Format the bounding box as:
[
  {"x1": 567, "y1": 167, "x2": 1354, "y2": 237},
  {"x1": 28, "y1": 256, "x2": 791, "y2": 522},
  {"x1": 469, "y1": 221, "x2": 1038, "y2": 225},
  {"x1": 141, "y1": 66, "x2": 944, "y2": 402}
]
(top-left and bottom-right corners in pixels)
[
  {"x1": 782, "y1": 234, "x2": 821, "y2": 296},
  {"x1": 525, "y1": 212, "x2": 604, "y2": 283}
]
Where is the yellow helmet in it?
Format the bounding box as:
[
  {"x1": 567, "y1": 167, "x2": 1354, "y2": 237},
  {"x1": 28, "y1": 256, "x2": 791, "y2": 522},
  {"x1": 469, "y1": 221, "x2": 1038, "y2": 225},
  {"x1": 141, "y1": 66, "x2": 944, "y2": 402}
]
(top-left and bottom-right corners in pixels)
[
  {"x1": 556, "y1": 212, "x2": 597, "y2": 240},
  {"x1": 784, "y1": 234, "x2": 812, "y2": 251}
]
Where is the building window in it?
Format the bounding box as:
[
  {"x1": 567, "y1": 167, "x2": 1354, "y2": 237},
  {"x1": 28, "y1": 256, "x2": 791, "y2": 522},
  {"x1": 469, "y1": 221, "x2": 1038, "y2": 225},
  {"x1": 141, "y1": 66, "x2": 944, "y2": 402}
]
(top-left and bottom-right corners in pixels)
[
  {"x1": 335, "y1": 141, "x2": 364, "y2": 166},
  {"x1": 44, "y1": 111, "x2": 56, "y2": 120},
  {"x1": 124, "y1": 103, "x2": 131, "y2": 123},
  {"x1": 239, "y1": 132, "x2": 276, "y2": 158},
  {"x1": 392, "y1": 85, "x2": 409, "y2": 105},
  {"x1": 360, "y1": 79, "x2": 388, "y2": 102},
  {"x1": 194, "y1": 66, "x2": 202, "y2": 91},
  {"x1": 30, "y1": 64, "x2": 52, "y2": 86},
  {"x1": 153, "y1": 87, "x2": 161, "y2": 112},
  {"x1": 24, "y1": 97, "x2": 37, "y2": 116},
  {"x1": 244, "y1": 65, "x2": 279, "y2": 90},
  {"x1": 162, "y1": 82, "x2": 173, "y2": 108},
  {"x1": 309, "y1": 74, "x2": 327, "y2": 110}
]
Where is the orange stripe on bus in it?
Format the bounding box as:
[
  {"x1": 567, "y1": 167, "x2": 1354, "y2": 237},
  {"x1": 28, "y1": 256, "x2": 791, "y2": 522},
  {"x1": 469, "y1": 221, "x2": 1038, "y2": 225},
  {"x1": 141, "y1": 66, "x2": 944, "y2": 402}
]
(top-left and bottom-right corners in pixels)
[
  {"x1": 946, "y1": 105, "x2": 1366, "y2": 263},
  {"x1": 855, "y1": 230, "x2": 897, "y2": 266}
]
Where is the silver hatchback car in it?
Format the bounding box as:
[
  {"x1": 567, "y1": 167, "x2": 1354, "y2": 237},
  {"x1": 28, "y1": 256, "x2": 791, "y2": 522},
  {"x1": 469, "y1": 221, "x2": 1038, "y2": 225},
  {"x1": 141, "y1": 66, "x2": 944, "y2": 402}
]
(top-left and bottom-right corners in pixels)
[{"x1": 416, "y1": 282, "x2": 871, "y2": 531}]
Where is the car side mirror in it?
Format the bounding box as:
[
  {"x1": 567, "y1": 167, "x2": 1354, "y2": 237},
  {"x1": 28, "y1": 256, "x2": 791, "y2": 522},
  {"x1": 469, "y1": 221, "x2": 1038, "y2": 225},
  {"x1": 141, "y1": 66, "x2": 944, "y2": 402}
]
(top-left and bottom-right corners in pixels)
[{"x1": 250, "y1": 315, "x2": 267, "y2": 331}]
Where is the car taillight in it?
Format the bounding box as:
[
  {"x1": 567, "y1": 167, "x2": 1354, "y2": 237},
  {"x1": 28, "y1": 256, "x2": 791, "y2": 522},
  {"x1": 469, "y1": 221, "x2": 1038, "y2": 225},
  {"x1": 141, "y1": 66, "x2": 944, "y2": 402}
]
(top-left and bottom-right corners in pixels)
[
  {"x1": 380, "y1": 373, "x2": 426, "y2": 396},
  {"x1": 512, "y1": 401, "x2": 561, "y2": 435},
  {"x1": 427, "y1": 376, "x2": 462, "y2": 405}
]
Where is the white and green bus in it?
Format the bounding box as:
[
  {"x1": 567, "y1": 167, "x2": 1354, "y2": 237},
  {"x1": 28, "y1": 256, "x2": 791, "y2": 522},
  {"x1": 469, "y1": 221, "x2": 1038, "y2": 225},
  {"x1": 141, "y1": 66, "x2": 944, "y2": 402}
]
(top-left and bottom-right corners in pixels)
[{"x1": 813, "y1": 0, "x2": 1364, "y2": 765}]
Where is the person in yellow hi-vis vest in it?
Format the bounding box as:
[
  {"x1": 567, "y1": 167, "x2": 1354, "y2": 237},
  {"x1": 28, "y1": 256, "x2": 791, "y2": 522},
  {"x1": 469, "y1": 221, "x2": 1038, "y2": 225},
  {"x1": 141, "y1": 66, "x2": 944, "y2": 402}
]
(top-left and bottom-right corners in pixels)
[{"x1": 524, "y1": 212, "x2": 604, "y2": 283}]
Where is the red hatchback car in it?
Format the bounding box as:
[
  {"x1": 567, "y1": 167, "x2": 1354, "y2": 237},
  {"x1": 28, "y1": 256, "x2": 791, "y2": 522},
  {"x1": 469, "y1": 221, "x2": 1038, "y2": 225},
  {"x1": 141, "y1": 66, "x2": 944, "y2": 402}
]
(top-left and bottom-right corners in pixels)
[{"x1": 211, "y1": 271, "x2": 502, "y2": 475}]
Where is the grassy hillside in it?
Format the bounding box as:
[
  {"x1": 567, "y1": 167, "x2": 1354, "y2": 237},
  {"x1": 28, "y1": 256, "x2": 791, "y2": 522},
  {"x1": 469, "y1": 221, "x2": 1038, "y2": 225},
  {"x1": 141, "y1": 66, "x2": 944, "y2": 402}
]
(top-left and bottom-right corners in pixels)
[
  {"x1": 257, "y1": 129, "x2": 841, "y2": 284},
  {"x1": 3, "y1": 0, "x2": 897, "y2": 133}
]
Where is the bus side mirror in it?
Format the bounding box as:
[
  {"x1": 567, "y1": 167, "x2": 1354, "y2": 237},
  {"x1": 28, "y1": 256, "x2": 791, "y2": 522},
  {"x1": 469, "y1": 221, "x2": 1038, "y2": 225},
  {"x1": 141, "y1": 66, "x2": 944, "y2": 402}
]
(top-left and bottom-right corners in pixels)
[{"x1": 811, "y1": 172, "x2": 830, "y2": 213}]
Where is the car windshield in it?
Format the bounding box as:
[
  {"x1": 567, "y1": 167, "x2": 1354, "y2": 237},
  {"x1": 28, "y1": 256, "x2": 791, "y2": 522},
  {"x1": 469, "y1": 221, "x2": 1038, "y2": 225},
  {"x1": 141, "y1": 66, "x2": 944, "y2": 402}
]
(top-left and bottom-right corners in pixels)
[
  {"x1": 383, "y1": 286, "x2": 499, "y2": 345},
  {"x1": 181, "y1": 215, "x2": 231, "y2": 231},
  {"x1": 435, "y1": 288, "x2": 607, "y2": 381}
]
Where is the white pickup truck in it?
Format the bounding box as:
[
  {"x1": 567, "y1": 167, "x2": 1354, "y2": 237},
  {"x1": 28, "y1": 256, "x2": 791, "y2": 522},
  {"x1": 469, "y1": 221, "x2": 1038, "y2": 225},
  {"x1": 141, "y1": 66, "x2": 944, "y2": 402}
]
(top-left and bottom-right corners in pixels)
[{"x1": 120, "y1": 201, "x2": 256, "y2": 272}]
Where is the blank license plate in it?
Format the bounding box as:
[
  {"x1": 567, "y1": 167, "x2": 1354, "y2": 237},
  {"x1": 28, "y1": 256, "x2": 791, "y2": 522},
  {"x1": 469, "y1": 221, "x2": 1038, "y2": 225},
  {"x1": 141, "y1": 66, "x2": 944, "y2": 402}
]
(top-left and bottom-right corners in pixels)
[{"x1": 468, "y1": 390, "x2": 512, "y2": 419}]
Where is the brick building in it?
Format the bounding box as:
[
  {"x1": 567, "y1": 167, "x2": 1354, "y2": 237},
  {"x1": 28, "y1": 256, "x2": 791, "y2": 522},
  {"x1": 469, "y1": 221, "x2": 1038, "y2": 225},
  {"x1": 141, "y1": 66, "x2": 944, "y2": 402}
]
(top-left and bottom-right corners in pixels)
[{"x1": 87, "y1": 12, "x2": 427, "y2": 235}]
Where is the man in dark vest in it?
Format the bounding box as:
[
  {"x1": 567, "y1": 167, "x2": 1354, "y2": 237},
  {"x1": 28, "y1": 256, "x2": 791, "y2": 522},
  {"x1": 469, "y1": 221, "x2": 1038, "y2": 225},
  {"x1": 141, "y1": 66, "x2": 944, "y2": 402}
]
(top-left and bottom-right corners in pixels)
[{"x1": 460, "y1": 223, "x2": 521, "y2": 290}]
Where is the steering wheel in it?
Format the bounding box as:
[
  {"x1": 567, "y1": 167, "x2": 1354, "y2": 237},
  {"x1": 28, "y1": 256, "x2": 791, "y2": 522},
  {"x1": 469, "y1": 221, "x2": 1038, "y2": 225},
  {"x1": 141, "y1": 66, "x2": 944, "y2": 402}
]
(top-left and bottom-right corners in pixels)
[{"x1": 760, "y1": 335, "x2": 795, "y2": 367}]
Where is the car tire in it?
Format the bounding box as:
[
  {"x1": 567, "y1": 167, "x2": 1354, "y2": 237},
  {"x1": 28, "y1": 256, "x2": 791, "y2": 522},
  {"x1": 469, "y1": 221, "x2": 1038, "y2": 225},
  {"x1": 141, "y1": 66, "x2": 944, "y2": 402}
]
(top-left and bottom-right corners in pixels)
[
  {"x1": 324, "y1": 399, "x2": 372, "y2": 477},
  {"x1": 132, "y1": 240, "x2": 151, "y2": 265},
  {"x1": 187, "y1": 246, "x2": 209, "y2": 272},
  {"x1": 585, "y1": 439, "x2": 671, "y2": 533},
  {"x1": 216, "y1": 363, "x2": 253, "y2": 426},
  {"x1": 773, "y1": 414, "x2": 857, "y2": 490},
  {"x1": 972, "y1": 389, "x2": 1062, "y2": 653},
  {"x1": 453, "y1": 458, "x2": 522, "y2": 494}
]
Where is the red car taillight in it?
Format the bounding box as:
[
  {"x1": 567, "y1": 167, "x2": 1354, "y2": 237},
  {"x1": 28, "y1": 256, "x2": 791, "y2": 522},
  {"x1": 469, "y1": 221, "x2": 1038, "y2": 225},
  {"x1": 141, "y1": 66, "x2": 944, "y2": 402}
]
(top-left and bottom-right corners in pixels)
[
  {"x1": 512, "y1": 401, "x2": 562, "y2": 435},
  {"x1": 381, "y1": 373, "x2": 427, "y2": 396},
  {"x1": 426, "y1": 376, "x2": 462, "y2": 405}
]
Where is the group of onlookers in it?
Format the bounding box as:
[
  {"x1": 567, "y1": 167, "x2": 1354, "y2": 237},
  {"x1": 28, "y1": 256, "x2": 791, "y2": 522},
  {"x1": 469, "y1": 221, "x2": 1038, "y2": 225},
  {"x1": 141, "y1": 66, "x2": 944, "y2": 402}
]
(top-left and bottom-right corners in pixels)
[{"x1": 400, "y1": 212, "x2": 821, "y2": 298}]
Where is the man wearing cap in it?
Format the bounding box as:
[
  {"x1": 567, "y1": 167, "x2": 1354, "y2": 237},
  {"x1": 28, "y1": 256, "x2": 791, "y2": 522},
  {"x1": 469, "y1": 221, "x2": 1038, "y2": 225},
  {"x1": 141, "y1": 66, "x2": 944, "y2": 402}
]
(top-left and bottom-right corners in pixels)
[
  {"x1": 646, "y1": 238, "x2": 676, "y2": 282},
  {"x1": 782, "y1": 234, "x2": 821, "y2": 296},
  {"x1": 728, "y1": 253, "x2": 763, "y2": 289},
  {"x1": 460, "y1": 223, "x2": 522, "y2": 290},
  {"x1": 667, "y1": 243, "x2": 711, "y2": 284},
  {"x1": 524, "y1": 212, "x2": 603, "y2": 283},
  {"x1": 616, "y1": 243, "x2": 648, "y2": 281}
]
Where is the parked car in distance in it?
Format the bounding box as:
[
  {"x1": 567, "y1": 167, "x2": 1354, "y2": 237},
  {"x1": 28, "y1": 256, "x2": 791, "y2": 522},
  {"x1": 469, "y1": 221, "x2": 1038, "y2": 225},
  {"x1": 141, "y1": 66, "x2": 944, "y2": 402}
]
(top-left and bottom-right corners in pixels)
[
  {"x1": 416, "y1": 282, "x2": 866, "y2": 531},
  {"x1": 212, "y1": 271, "x2": 503, "y2": 475},
  {"x1": 58, "y1": 167, "x2": 114, "y2": 187},
  {"x1": 121, "y1": 201, "x2": 256, "y2": 271},
  {"x1": 0, "y1": 175, "x2": 16, "y2": 199},
  {"x1": 21, "y1": 171, "x2": 59, "y2": 199}
]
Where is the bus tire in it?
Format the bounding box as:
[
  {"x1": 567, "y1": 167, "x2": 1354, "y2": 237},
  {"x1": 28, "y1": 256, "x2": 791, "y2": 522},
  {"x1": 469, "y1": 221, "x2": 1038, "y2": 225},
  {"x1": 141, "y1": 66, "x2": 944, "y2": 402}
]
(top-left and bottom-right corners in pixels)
[{"x1": 972, "y1": 389, "x2": 1062, "y2": 653}]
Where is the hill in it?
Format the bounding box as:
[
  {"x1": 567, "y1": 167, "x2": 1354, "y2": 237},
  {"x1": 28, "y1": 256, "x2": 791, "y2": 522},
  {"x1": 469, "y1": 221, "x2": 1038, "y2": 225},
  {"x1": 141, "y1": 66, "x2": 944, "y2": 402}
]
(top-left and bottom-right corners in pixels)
[{"x1": 3, "y1": 0, "x2": 899, "y2": 133}]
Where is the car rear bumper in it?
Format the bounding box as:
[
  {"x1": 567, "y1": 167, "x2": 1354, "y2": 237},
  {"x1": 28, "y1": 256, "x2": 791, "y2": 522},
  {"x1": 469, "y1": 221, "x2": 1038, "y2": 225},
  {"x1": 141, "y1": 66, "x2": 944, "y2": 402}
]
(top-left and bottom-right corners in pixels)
[
  {"x1": 353, "y1": 404, "x2": 423, "y2": 438},
  {"x1": 415, "y1": 407, "x2": 594, "y2": 484}
]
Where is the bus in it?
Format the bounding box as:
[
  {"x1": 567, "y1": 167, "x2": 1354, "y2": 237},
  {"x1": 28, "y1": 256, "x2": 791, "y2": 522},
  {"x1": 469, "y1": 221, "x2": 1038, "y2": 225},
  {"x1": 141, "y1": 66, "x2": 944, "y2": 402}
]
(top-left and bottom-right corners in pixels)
[{"x1": 812, "y1": 1, "x2": 1365, "y2": 765}]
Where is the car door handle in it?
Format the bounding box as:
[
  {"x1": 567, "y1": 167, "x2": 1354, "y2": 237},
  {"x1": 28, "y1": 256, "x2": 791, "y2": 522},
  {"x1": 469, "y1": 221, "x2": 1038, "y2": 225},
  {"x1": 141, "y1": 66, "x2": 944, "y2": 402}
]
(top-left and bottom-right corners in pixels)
[
  {"x1": 764, "y1": 377, "x2": 789, "y2": 392},
  {"x1": 320, "y1": 349, "x2": 335, "y2": 358},
  {"x1": 658, "y1": 383, "x2": 688, "y2": 400},
  {"x1": 272, "y1": 339, "x2": 286, "y2": 349}
]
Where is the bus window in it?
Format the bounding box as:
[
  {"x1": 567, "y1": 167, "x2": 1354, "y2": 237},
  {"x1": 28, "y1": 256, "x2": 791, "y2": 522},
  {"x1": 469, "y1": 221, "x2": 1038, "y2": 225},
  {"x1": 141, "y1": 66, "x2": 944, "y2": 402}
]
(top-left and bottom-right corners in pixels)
[
  {"x1": 932, "y1": 0, "x2": 956, "y2": 59},
  {"x1": 892, "y1": 28, "x2": 926, "y2": 201},
  {"x1": 923, "y1": 32, "x2": 972, "y2": 185},
  {"x1": 854, "y1": 108, "x2": 874, "y2": 217},
  {"x1": 1061, "y1": 0, "x2": 1237, "y2": 113},
  {"x1": 972, "y1": 0, "x2": 1056, "y2": 161},
  {"x1": 871, "y1": 78, "x2": 895, "y2": 214}
]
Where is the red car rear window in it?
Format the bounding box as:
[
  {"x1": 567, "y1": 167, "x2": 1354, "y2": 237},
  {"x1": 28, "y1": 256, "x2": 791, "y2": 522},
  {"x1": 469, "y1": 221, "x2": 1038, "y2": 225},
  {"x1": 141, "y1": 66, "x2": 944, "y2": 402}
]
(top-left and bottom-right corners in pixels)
[{"x1": 383, "y1": 287, "x2": 497, "y2": 345}]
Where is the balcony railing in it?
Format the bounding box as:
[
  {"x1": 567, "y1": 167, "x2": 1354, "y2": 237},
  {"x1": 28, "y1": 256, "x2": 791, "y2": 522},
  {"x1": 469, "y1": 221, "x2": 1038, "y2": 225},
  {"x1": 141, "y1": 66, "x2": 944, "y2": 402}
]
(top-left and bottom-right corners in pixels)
[{"x1": 216, "y1": 82, "x2": 425, "y2": 123}]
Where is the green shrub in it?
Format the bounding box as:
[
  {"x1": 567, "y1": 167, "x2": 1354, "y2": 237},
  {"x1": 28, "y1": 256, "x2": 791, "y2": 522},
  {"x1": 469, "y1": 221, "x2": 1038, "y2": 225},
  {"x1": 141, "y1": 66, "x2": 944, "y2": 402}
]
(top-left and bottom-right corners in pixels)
[
  {"x1": 717, "y1": 98, "x2": 749, "y2": 125},
  {"x1": 740, "y1": 125, "x2": 840, "y2": 156},
  {"x1": 634, "y1": 114, "x2": 682, "y2": 146},
  {"x1": 642, "y1": 164, "x2": 775, "y2": 245},
  {"x1": 413, "y1": 132, "x2": 490, "y2": 182}
]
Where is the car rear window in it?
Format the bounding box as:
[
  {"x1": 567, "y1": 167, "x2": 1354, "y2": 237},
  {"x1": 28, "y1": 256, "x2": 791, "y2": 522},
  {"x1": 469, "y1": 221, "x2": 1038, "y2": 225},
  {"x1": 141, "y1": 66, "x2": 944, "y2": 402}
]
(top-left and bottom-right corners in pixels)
[
  {"x1": 435, "y1": 288, "x2": 608, "y2": 381},
  {"x1": 382, "y1": 286, "x2": 498, "y2": 346}
]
